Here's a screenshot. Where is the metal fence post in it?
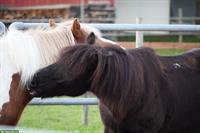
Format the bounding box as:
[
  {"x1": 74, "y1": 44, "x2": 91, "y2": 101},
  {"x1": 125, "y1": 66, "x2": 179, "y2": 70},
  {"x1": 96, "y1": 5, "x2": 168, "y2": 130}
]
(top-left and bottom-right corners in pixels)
[
  {"x1": 80, "y1": 0, "x2": 85, "y2": 22},
  {"x1": 178, "y1": 8, "x2": 183, "y2": 43},
  {"x1": 135, "y1": 18, "x2": 144, "y2": 48},
  {"x1": 82, "y1": 93, "x2": 89, "y2": 125}
]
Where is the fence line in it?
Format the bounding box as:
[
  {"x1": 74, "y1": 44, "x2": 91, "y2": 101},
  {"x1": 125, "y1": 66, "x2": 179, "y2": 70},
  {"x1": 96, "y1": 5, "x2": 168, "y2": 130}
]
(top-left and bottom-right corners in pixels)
[
  {"x1": 2, "y1": 16, "x2": 200, "y2": 24},
  {"x1": 9, "y1": 22, "x2": 200, "y2": 48},
  {"x1": 9, "y1": 22, "x2": 200, "y2": 32},
  {"x1": 29, "y1": 97, "x2": 98, "y2": 126},
  {"x1": 30, "y1": 98, "x2": 98, "y2": 105}
]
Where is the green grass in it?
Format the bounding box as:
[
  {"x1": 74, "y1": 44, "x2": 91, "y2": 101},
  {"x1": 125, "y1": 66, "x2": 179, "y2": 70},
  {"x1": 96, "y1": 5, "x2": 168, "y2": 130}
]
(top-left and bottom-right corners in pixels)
[
  {"x1": 18, "y1": 106, "x2": 103, "y2": 133},
  {"x1": 117, "y1": 35, "x2": 200, "y2": 42},
  {"x1": 155, "y1": 49, "x2": 186, "y2": 56},
  {"x1": 18, "y1": 49, "x2": 187, "y2": 132},
  {"x1": 0, "y1": 131, "x2": 19, "y2": 133}
]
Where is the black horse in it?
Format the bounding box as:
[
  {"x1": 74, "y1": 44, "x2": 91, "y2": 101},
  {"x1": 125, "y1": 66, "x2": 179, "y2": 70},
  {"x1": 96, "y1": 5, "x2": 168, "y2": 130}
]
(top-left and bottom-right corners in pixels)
[{"x1": 27, "y1": 38, "x2": 200, "y2": 133}]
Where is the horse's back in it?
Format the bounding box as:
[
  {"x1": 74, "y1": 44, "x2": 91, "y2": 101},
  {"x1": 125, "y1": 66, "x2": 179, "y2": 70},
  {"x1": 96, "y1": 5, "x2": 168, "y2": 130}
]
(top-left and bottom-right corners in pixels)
[
  {"x1": 159, "y1": 49, "x2": 200, "y2": 133},
  {"x1": 160, "y1": 48, "x2": 200, "y2": 71},
  {"x1": 185, "y1": 48, "x2": 200, "y2": 69}
]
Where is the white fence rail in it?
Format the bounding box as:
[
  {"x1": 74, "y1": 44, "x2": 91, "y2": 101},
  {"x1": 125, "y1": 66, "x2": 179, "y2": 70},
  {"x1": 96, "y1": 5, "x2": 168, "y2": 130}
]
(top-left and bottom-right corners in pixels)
[
  {"x1": 9, "y1": 22, "x2": 200, "y2": 32},
  {"x1": 8, "y1": 22, "x2": 200, "y2": 48},
  {"x1": 30, "y1": 98, "x2": 98, "y2": 105}
]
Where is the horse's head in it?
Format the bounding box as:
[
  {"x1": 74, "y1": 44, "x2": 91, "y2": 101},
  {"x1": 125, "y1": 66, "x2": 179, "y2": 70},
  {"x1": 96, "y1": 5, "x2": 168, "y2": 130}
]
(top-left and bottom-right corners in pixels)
[
  {"x1": 28, "y1": 33, "x2": 98, "y2": 98},
  {"x1": 48, "y1": 19, "x2": 120, "y2": 47},
  {"x1": 48, "y1": 18, "x2": 101, "y2": 43}
]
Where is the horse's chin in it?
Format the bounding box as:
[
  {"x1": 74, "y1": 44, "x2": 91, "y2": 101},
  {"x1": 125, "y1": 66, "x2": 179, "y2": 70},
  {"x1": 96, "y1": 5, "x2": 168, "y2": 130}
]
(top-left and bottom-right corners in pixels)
[
  {"x1": 29, "y1": 91, "x2": 38, "y2": 97},
  {"x1": 28, "y1": 90, "x2": 43, "y2": 97}
]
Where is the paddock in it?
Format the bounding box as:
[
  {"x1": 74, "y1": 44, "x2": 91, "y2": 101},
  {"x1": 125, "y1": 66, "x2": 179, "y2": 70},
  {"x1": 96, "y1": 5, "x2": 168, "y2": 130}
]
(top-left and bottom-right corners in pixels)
[{"x1": 2, "y1": 22, "x2": 200, "y2": 132}]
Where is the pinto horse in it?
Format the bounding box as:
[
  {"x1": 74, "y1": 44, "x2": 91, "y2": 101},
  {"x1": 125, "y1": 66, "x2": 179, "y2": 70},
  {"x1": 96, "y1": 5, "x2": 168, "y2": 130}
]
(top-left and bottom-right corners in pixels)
[
  {"x1": 28, "y1": 41, "x2": 200, "y2": 133},
  {"x1": 0, "y1": 19, "x2": 117, "y2": 125}
]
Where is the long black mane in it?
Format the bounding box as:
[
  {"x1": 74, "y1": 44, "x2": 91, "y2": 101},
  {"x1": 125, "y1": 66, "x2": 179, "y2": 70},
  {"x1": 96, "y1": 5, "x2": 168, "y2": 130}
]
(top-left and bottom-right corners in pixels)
[{"x1": 59, "y1": 44, "x2": 165, "y2": 119}]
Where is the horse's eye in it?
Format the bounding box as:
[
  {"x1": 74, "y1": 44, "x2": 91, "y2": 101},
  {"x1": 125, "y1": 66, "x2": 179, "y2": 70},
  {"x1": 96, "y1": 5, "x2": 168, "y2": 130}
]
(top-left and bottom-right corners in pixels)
[{"x1": 30, "y1": 80, "x2": 38, "y2": 88}]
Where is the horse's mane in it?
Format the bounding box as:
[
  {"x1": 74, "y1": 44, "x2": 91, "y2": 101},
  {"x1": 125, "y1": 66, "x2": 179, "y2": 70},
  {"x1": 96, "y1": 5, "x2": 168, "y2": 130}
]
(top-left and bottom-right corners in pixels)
[
  {"x1": 59, "y1": 44, "x2": 164, "y2": 118},
  {"x1": 57, "y1": 19, "x2": 102, "y2": 37},
  {"x1": 0, "y1": 26, "x2": 75, "y2": 85}
]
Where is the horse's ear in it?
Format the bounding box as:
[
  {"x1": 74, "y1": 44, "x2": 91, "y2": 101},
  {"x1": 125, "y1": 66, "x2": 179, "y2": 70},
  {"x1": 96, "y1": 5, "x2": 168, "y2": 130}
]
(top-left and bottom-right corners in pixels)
[
  {"x1": 86, "y1": 32, "x2": 96, "y2": 45},
  {"x1": 49, "y1": 19, "x2": 57, "y2": 28},
  {"x1": 72, "y1": 19, "x2": 81, "y2": 32},
  {"x1": 71, "y1": 19, "x2": 85, "y2": 43}
]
